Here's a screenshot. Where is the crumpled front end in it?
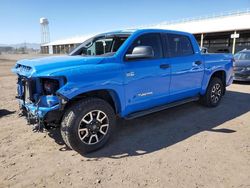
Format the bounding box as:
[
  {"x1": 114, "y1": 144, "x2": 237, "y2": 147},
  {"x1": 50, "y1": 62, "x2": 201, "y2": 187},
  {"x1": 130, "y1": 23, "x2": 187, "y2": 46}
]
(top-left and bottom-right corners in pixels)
[
  {"x1": 11, "y1": 55, "x2": 106, "y2": 129},
  {"x1": 12, "y1": 62, "x2": 66, "y2": 128}
]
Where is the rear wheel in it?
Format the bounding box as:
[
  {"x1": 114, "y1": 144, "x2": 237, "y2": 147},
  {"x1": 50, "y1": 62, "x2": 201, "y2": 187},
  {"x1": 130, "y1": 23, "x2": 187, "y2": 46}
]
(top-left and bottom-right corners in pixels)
[
  {"x1": 61, "y1": 98, "x2": 116, "y2": 153},
  {"x1": 200, "y1": 77, "x2": 224, "y2": 107}
]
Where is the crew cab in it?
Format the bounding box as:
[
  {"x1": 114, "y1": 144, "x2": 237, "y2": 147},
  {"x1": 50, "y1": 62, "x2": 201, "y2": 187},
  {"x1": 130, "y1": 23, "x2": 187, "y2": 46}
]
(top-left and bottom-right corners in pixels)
[{"x1": 12, "y1": 29, "x2": 233, "y2": 153}]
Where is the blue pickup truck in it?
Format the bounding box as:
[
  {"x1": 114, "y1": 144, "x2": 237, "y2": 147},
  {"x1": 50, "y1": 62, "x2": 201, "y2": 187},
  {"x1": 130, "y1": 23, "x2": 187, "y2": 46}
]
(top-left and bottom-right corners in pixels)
[{"x1": 12, "y1": 29, "x2": 233, "y2": 153}]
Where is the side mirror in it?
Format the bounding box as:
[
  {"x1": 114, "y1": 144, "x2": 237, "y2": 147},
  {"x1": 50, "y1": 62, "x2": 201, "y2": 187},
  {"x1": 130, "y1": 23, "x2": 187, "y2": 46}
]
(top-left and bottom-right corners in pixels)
[
  {"x1": 200, "y1": 47, "x2": 208, "y2": 54},
  {"x1": 125, "y1": 46, "x2": 154, "y2": 60}
]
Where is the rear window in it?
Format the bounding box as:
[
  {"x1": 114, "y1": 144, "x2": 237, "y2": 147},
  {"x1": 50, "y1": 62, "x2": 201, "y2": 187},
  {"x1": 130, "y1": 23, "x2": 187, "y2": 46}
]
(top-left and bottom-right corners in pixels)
[{"x1": 166, "y1": 34, "x2": 194, "y2": 57}]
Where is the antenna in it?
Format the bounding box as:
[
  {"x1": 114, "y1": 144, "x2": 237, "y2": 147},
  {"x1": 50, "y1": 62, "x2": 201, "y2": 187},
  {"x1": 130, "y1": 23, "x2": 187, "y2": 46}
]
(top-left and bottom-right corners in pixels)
[{"x1": 40, "y1": 17, "x2": 50, "y2": 44}]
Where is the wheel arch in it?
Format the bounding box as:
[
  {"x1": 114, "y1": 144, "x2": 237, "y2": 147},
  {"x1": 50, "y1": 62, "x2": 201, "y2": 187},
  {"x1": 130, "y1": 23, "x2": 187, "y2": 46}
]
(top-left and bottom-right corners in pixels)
[
  {"x1": 201, "y1": 69, "x2": 226, "y2": 96},
  {"x1": 210, "y1": 70, "x2": 226, "y2": 88},
  {"x1": 64, "y1": 89, "x2": 122, "y2": 115}
]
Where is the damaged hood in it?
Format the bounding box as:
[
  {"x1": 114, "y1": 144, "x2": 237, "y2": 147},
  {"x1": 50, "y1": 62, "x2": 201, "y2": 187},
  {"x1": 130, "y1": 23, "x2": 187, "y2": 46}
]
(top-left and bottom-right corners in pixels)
[{"x1": 12, "y1": 55, "x2": 106, "y2": 78}]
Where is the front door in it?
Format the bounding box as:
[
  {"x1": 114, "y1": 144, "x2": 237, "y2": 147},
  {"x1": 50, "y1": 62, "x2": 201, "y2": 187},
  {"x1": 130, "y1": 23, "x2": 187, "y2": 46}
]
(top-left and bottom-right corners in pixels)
[{"x1": 123, "y1": 33, "x2": 171, "y2": 115}]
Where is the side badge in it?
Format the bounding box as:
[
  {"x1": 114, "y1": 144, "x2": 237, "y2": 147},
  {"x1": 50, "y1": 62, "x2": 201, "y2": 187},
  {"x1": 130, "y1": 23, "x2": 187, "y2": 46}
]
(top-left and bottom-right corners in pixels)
[
  {"x1": 138, "y1": 92, "x2": 153, "y2": 97},
  {"x1": 126, "y1": 72, "x2": 135, "y2": 77}
]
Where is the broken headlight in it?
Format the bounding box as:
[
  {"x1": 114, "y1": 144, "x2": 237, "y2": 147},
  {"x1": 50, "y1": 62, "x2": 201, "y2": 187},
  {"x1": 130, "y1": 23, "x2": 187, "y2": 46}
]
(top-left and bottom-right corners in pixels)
[{"x1": 42, "y1": 78, "x2": 60, "y2": 95}]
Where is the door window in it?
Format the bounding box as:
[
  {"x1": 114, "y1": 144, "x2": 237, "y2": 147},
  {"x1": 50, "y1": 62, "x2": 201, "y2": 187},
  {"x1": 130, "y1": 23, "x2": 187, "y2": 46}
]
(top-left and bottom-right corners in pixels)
[
  {"x1": 126, "y1": 33, "x2": 163, "y2": 59},
  {"x1": 166, "y1": 34, "x2": 194, "y2": 57}
]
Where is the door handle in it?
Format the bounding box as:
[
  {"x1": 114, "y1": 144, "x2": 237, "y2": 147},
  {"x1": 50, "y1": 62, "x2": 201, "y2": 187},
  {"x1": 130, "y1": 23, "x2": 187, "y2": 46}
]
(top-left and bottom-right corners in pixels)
[
  {"x1": 194, "y1": 61, "x2": 202, "y2": 66},
  {"x1": 160, "y1": 64, "x2": 170, "y2": 69}
]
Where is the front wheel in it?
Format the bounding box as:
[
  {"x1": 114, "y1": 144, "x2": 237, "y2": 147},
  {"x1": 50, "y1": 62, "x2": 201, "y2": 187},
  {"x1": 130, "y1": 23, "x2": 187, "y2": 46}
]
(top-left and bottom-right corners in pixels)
[
  {"x1": 200, "y1": 77, "x2": 224, "y2": 107},
  {"x1": 61, "y1": 98, "x2": 116, "y2": 153}
]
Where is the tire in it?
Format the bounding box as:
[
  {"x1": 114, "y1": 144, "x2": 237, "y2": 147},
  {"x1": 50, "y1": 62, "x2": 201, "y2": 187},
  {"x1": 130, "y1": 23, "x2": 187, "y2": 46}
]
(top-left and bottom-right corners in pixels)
[
  {"x1": 61, "y1": 97, "x2": 116, "y2": 153},
  {"x1": 200, "y1": 77, "x2": 224, "y2": 107}
]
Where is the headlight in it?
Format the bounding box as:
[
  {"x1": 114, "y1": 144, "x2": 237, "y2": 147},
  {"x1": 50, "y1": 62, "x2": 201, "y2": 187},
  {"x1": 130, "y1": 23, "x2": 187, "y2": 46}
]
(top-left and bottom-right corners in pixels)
[{"x1": 43, "y1": 79, "x2": 59, "y2": 95}]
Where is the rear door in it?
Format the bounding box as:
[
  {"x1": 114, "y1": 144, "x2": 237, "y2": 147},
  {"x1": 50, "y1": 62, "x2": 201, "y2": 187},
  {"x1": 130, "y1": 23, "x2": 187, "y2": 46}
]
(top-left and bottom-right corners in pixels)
[
  {"x1": 123, "y1": 33, "x2": 171, "y2": 114},
  {"x1": 164, "y1": 33, "x2": 204, "y2": 99}
]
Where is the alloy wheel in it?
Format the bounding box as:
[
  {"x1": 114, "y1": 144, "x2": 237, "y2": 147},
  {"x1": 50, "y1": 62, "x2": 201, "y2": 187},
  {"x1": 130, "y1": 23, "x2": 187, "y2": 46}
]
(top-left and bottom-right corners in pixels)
[
  {"x1": 211, "y1": 83, "x2": 222, "y2": 104},
  {"x1": 78, "y1": 110, "x2": 109, "y2": 145}
]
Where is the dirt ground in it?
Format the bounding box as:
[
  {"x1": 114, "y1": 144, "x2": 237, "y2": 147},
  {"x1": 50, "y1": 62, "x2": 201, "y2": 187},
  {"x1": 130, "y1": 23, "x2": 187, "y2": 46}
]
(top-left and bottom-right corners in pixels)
[{"x1": 0, "y1": 54, "x2": 249, "y2": 188}]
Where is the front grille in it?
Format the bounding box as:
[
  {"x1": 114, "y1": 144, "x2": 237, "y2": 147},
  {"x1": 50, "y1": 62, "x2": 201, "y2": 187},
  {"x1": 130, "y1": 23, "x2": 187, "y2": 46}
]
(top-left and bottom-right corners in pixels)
[{"x1": 16, "y1": 64, "x2": 32, "y2": 72}]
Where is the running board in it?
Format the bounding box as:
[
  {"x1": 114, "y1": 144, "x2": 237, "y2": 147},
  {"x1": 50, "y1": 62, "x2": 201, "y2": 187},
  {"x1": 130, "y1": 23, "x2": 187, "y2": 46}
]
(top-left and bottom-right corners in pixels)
[{"x1": 125, "y1": 96, "x2": 200, "y2": 120}]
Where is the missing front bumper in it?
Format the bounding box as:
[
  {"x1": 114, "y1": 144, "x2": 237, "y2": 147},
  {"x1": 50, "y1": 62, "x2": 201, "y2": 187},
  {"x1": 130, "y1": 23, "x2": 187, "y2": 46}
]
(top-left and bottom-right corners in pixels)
[{"x1": 19, "y1": 100, "x2": 61, "y2": 124}]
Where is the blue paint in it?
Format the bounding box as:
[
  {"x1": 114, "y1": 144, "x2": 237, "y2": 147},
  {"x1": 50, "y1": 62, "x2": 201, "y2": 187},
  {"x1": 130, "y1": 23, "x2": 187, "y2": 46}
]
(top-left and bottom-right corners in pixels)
[{"x1": 12, "y1": 29, "x2": 233, "y2": 120}]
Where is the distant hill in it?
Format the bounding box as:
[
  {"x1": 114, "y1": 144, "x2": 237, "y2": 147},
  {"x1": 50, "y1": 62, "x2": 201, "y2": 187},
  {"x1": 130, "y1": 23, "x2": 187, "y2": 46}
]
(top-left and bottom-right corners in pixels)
[{"x1": 0, "y1": 43, "x2": 40, "y2": 50}]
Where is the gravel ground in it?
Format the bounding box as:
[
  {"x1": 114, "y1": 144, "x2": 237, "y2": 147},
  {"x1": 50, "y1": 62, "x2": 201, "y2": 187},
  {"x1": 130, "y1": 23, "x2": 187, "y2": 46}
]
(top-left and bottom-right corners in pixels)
[{"x1": 0, "y1": 54, "x2": 250, "y2": 188}]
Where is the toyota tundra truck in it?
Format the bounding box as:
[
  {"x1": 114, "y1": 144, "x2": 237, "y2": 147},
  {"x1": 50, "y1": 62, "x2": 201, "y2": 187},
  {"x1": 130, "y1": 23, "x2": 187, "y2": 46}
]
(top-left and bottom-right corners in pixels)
[{"x1": 12, "y1": 29, "x2": 233, "y2": 153}]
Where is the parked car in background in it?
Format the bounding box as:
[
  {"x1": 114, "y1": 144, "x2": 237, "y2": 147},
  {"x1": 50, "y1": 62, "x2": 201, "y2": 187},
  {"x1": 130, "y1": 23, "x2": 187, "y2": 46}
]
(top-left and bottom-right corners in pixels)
[
  {"x1": 233, "y1": 49, "x2": 250, "y2": 81},
  {"x1": 12, "y1": 29, "x2": 233, "y2": 153}
]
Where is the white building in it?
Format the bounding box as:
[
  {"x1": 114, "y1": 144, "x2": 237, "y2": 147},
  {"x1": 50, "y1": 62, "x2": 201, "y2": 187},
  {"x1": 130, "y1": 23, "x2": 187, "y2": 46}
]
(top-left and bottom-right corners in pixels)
[{"x1": 41, "y1": 9, "x2": 250, "y2": 54}]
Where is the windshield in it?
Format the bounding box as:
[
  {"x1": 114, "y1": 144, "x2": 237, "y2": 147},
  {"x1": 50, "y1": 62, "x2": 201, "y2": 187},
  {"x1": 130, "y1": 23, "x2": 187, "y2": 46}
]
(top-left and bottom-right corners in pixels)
[
  {"x1": 69, "y1": 34, "x2": 130, "y2": 57},
  {"x1": 234, "y1": 52, "x2": 250, "y2": 60}
]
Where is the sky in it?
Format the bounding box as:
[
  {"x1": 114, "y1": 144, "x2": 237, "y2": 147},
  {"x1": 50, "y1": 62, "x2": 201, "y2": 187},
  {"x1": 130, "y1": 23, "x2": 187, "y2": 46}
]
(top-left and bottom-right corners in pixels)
[{"x1": 0, "y1": 0, "x2": 250, "y2": 44}]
